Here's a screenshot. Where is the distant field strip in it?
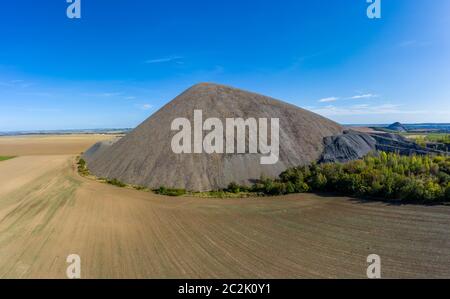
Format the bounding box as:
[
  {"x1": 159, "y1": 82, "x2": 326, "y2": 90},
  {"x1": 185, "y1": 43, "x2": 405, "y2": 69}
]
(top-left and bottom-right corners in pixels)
[
  {"x1": 0, "y1": 135, "x2": 116, "y2": 156},
  {"x1": 0, "y1": 155, "x2": 450, "y2": 278}
]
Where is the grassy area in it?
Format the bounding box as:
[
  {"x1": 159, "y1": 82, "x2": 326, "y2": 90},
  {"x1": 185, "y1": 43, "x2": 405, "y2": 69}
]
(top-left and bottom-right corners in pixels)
[
  {"x1": 0, "y1": 156, "x2": 15, "y2": 162},
  {"x1": 427, "y1": 133, "x2": 450, "y2": 143},
  {"x1": 404, "y1": 133, "x2": 450, "y2": 152},
  {"x1": 402, "y1": 133, "x2": 450, "y2": 145}
]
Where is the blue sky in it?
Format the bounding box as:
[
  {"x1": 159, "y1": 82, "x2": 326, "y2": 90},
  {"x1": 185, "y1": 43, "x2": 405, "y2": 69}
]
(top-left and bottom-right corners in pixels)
[{"x1": 0, "y1": 0, "x2": 449, "y2": 131}]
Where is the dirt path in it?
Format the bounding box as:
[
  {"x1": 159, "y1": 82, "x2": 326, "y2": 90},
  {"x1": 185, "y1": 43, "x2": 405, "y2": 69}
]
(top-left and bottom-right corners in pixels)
[{"x1": 0, "y1": 155, "x2": 449, "y2": 278}]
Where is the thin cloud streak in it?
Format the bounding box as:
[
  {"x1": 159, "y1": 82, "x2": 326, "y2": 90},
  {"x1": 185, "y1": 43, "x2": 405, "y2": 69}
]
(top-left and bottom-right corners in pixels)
[
  {"x1": 318, "y1": 97, "x2": 339, "y2": 103},
  {"x1": 311, "y1": 103, "x2": 429, "y2": 117},
  {"x1": 145, "y1": 56, "x2": 183, "y2": 64},
  {"x1": 318, "y1": 93, "x2": 378, "y2": 103},
  {"x1": 350, "y1": 93, "x2": 378, "y2": 100}
]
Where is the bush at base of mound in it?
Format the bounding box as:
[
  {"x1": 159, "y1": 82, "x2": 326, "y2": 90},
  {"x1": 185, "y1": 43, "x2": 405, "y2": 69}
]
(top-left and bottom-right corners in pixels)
[
  {"x1": 77, "y1": 158, "x2": 90, "y2": 176},
  {"x1": 228, "y1": 152, "x2": 450, "y2": 203},
  {"x1": 154, "y1": 187, "x2": 187, "y2": 197},
  {"x1": 106, "y1": 178, "x2": 127, "y2": 188}
]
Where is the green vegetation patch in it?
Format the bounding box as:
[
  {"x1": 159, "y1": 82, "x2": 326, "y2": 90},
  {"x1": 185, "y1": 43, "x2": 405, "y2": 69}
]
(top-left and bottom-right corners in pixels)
[
  {"x1": 154, "y1": 187, "x2": 187, "y2": 197},
  {"x1": 76, "y1": 153, "x2": 450, "y2": 203},
  {"x1": 190, "y1": 190, "x2": 258, "y2": 198},
  {"x1": 105, "y1": 178, "x2": 127, "y2": 188},
  {"x1": 406, "y1": 133, "x2": 450, "y2": 146},
  {"x1": 77, "y1": 158, "x2": 90, "y2": 176},
  {"x1": 154, "y1": 185, "x2": 258, "y2": 198},
  {"x1": 229, "y1": 152, "x2": 450, "y2": 203},
  {"x1": 76, "y1": 156, "x2": 151, "y2": 191},
  {"x1": 0, "y1": 156, "x2": 15, "y2": 162}
]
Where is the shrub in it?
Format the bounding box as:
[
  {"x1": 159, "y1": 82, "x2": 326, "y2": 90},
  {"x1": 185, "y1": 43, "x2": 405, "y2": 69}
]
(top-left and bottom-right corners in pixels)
[
  {"x1": 295, "y1": 181, "x2": 310, "y2": 193},
  {"x1": 310, "y1": 173, "x2": 327, "y2": 191},
  {"x1": 423, "y1": 180, "x2": 444, "y2": 202},
  {"x1": 77, "y1": 158, "x2": 90, "y2": 176},
  {"x1": 286, "y1": 182, "x2": 296, "y2": 194},
  {"x1": 227, "y1": 182, "x2": 241, "y2": 194},
  {"x1": 445, "y1": 183, "x2": 450, "y2": 201},
  {"x1": 133, "y1": 185, "x2": 148, "y2": 191},
  {"x1": 106, "y1": 178, "x2": 127, "y2": 188},
  {"x1": 155, "y1": 187, "x2": 186, "y2": 197}
]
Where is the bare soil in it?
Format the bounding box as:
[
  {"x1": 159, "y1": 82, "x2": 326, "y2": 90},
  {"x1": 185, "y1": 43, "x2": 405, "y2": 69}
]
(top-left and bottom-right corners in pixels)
[
  {"x1": 0, "y1": 134, "x2": 117, "y2": 156},
  {"x1": 0, "y1": 135, "x2": 449, "y2": 278}
]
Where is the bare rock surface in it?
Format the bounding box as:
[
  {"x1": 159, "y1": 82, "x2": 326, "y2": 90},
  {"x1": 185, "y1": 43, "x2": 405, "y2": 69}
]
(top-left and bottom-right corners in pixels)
[
  {"x1": 84, "y1": 83, "x2": 343, "y2": 190},
  {"x1": 83, "y1": 138, "x2": 119, "y2": 161},
  {"x1": 319, "y1": 131, "x2": 377, "y2": 163},
  {"x1": 319, "y1": 130, "x2": 445, "y2": 163}
]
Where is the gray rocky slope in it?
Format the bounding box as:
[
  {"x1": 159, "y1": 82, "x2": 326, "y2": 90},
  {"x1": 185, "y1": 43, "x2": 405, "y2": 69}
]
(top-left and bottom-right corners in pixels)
[
  {"x1": 84, "y1": 83, "x2": 343, "y2": 191},
  {"x1": 319, "y1": 130, "x2": 445, "y2": 163}
]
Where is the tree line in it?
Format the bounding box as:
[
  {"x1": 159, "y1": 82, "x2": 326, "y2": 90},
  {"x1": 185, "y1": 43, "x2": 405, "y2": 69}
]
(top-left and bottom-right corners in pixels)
[{"x1": 228, "y1": 152, "x2": 450, "y2": 203}]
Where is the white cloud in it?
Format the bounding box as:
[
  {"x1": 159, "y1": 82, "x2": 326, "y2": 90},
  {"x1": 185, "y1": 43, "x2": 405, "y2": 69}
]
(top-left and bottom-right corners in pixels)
[
  {"x1": 318, "y1": 97, "x2": 339, "y2": 103},
  {"x1": 140, "y1": 104, "x2": 153, "y2": 110},
  {"x1": 317, "y1": 93, "x2": 378, "y2": 103},
  {"x1": 311, "y1": 103, "x2": 427, "y2": 117},
  {"x1": 145, "y1": 56, "x2": 183, "y2": 64},
  {"x1": 350, "y1": 93, "x2": 378, "y2": 100}
]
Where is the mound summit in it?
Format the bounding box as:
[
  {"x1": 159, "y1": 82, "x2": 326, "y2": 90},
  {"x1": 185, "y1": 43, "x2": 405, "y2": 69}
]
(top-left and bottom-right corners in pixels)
[
  {"x1": 84, "y1": 83, "x2": 343, "y2": 191},
  {"x1": 387, "y1": 122, "x2": 408, "y2": 132}
]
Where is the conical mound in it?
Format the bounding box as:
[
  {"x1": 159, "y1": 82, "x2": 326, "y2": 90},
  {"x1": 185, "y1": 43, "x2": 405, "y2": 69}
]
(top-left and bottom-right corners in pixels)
[{"x1": 84, "y1": 83, "x2": 343, "y2": 191}]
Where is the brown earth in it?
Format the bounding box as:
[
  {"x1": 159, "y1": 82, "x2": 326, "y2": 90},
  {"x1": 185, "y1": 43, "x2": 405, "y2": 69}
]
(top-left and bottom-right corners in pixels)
[
  {"x1": 0, "y1": 134, "x2": 117, "y2": 156},
  {"x1": 0, "y1": 135, "x2": 449, "y2": 278}
]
